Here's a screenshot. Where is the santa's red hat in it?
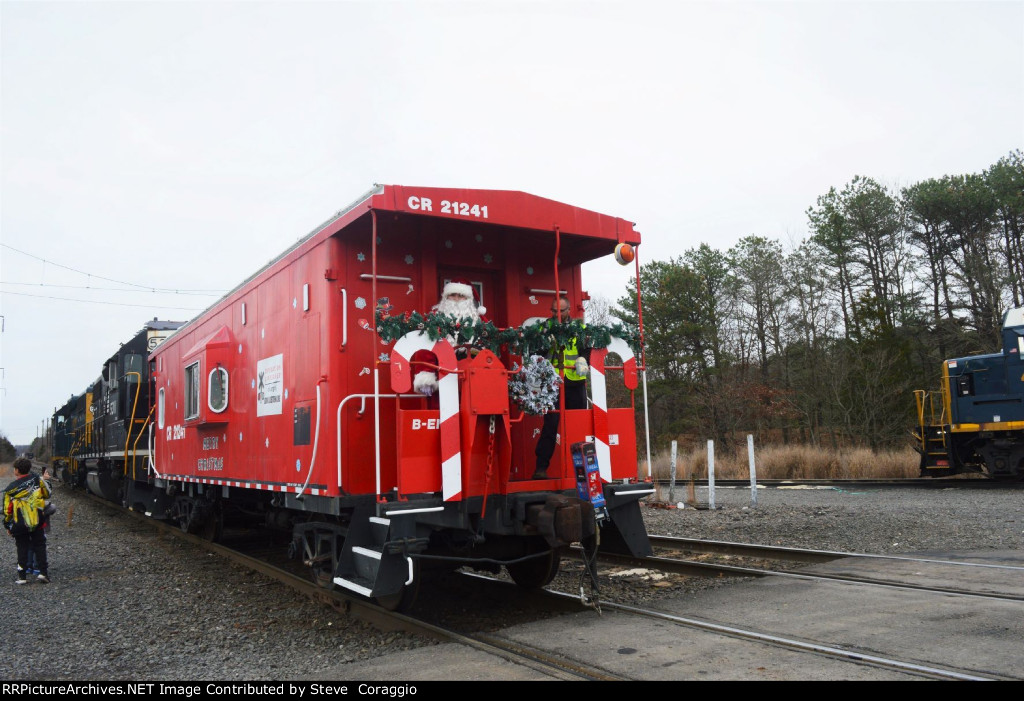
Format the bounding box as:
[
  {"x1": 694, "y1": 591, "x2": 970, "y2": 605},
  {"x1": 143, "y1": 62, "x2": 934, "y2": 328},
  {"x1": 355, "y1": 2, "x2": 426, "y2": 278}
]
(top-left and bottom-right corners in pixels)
[{"x1": 442, "y1": 278, "x2": 487, "y2": 318}]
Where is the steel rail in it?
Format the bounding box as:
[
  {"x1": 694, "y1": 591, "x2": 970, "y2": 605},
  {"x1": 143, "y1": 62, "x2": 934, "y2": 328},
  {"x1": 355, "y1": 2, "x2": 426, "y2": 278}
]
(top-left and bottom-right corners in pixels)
[
  {"x1": 649, "y1": 535, "x2": 1024, "y2": 571},
  {"x1": 586, "y1": 547, "x2": 1024, "y2": 604}
]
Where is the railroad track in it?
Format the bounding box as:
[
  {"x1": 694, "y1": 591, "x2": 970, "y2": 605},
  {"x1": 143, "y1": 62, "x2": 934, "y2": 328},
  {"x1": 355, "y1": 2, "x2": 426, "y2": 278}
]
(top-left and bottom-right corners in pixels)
[
  {"x1": 583, "y1": 535, "x2": 1024, "y2": 603},
  {"x1": 542, "y1": 588, "x2": 1009, "y2": 681},
  {"x1": 451, "y1": 571, "x2": 1015, "y2": 681},
  {"x1": 653, "y1": 477, "x2": 1024, "y2": 490},
  {"x1": 69, "y1": 487, "x2": 1024, "y2": 681},
  {"x1": 81, "y1": 490, "x2": 620, "y2": 681}
]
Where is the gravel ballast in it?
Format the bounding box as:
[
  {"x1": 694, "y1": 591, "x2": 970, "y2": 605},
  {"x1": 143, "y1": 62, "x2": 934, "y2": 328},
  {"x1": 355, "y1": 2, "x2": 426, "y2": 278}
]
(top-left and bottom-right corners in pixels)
[{"x1": 3, "y1": 481, "x2": 1021, "y2": 680}]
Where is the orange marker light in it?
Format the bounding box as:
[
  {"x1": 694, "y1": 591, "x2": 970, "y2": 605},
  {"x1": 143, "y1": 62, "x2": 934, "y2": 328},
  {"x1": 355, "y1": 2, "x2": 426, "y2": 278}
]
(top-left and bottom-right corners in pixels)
[{"x1": 614, "y1": 243, "x2": 635, "y2": 266}]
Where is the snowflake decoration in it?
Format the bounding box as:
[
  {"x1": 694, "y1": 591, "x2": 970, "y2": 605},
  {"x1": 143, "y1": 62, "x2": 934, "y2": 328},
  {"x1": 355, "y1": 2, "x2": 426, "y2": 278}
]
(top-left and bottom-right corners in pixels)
[
  {"x1": 444, "y1": 240, "x2": 453, "y2": 249},
  {"x1": 483, "y1": 254, "x2": 493, "y2": 264},
  {"x1": 475, "y1": 234, "x2": 483, "y2": 242},
  {"x1": 378, "y1": 353, "x2": 390, "y2": 363},
  {"x1": 404, "y1": 254, "x2": 414, "y2": 264},
  {"x1": 526, "y1": 266, "x2": 534, "y2": 275},
  {"x1": 354, "y1": 297, "x2": 367, "y2": 309},
  {"x1": 529, "y1": 295, "x2": 538, "y2": 305},
  {"x1": 357, "y1": 252, "x2": 366, "y2": 262}
]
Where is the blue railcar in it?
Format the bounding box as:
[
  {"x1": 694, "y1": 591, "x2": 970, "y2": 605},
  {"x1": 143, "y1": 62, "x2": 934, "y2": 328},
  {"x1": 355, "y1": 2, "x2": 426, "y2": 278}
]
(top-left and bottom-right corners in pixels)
[{"x1": 915, "y1": 307, "x2": 1024, "y2": 478}]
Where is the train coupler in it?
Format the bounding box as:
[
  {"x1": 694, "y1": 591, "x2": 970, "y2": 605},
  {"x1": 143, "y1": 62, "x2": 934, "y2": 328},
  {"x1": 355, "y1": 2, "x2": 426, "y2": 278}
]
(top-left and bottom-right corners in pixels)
[{"x1": 525, "y1": 494, "x2": 595, "y2": 548}]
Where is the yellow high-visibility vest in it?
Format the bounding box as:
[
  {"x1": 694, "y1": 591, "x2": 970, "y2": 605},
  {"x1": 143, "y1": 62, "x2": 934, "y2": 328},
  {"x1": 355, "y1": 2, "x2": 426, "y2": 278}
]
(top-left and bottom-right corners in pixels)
[{"x1": 547, "y1": 319, "x2": 586, "y2": 382}]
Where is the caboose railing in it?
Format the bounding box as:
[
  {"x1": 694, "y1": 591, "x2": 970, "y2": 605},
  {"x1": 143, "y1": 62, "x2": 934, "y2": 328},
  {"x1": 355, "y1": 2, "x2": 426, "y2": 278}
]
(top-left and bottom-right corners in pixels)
[{"x1": 335, "y1": 392, "x2": 420, "y2": 495}]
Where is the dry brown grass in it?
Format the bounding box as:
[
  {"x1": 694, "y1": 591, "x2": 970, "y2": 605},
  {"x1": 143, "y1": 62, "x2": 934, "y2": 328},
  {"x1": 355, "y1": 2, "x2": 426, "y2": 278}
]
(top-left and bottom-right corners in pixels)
[
  {"x1": 644, "y1": 443, "x2": 920, "y2": 481},
  {"x1": 0, "y1": 463, "x2": 12, "y2": 480}
]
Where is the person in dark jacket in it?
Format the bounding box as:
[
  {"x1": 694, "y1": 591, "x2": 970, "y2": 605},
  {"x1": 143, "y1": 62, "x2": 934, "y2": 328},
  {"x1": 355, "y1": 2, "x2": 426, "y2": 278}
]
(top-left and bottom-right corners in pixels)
[{"x1": 3, "y1": 458, "x2": 50, "y2": 584}]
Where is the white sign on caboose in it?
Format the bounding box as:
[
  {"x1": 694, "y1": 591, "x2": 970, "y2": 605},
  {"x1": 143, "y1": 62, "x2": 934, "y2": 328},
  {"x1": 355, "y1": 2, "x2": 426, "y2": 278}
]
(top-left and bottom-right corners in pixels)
[{"x1": 256, "y1": 354, "x2": 284, "y2": 416}]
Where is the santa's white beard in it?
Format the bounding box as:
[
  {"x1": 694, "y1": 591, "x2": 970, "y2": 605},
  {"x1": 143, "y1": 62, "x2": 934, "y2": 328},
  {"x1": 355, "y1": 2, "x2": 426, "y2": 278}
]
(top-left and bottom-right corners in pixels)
[{"x1": 434, "y1": 296, "x2": 479, "y2": 323}]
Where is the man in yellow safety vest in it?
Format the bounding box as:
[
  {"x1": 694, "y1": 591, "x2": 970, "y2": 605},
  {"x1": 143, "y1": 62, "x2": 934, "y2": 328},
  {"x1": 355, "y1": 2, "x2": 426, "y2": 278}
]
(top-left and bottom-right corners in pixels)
[{"x1": 533, "y1": 296, "x2": 591, "y2": 480}]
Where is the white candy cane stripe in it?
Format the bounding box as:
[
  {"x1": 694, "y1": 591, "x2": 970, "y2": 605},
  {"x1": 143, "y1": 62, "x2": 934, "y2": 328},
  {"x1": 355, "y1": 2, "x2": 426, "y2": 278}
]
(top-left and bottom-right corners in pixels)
[
  {"x1": 390, "y1": 331, "x2": 463, "y2": 501},
  {"x1": 158, "y1": 474, "x2": 324, "y2": 495},
  {"x1": 589, "y1": 336, "x2": 638, "y2": 482}
]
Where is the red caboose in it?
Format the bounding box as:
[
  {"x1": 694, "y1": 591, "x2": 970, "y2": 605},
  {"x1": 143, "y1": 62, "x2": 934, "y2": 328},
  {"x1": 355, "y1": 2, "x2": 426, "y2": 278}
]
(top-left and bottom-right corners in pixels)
[{"x1": 150, "y1": 185, "x2": 653, "y2": 608}]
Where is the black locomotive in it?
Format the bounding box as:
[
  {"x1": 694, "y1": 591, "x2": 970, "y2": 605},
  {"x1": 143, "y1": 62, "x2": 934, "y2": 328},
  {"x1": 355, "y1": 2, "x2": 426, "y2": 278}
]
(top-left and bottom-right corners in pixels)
[{"x1": 51, "y1": 319, "x2": 182, "y2": 501}]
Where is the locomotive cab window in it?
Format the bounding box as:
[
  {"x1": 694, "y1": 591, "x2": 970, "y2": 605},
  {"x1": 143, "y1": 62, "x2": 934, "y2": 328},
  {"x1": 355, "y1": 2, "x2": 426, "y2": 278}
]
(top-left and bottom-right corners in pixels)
[
  {"x1": 208, "y1": 366, "x2": 228, "y2": 413},
  {"x1": 124, "y1": 353, "x2": 144, "y2": 379},
  {"x1": 184, "y1": 361, "x2": 201, "y2": 420},
  {"x1": 956, "y1": 373, "x2": 975, "y2": 397}
]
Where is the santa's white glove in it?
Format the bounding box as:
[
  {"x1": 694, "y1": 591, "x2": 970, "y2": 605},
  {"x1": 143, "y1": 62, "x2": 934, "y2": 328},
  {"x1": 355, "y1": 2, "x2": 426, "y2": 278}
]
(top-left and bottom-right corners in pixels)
[
  {"x1": 574, "y1": 358, "x2": 589, "y2": 377},
  {"x1": 413, "y1": 370, "x2": 438, "y2": 397}
]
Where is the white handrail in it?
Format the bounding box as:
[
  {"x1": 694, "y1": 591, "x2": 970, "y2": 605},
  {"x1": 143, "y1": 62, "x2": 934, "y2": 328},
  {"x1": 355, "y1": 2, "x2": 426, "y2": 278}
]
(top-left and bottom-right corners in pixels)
[
  {"x1": 359, "y1": 274, "x2": 412, "y2": 283},
  {"x1": 147, "y1": 424, "x2": 163, "y2": 478},
  {"x1": 296, "y1": 382, "x2": 323, "y2": 500},
  {"x1": 335, "y1": 393, "x2": 421, "y2": 491},
  {"x1": 341, "y1": 288, "x2": 348, "y2": 349}
]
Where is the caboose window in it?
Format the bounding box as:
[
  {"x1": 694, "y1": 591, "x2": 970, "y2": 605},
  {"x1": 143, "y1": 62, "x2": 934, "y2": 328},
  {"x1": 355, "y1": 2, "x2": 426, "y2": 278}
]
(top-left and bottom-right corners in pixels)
[
  {"x1": 209, "y1": 367, "x2": 228, "y2": 413},
  {"x1": 184, "y1": 361, "x2": 200, "y2": 420}
]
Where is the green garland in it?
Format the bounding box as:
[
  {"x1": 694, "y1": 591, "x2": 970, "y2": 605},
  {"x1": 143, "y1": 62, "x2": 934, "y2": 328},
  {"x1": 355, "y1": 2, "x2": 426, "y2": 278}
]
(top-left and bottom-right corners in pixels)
[{"x1": 375, "y1": 310, "x2": 640, "y2": 357}]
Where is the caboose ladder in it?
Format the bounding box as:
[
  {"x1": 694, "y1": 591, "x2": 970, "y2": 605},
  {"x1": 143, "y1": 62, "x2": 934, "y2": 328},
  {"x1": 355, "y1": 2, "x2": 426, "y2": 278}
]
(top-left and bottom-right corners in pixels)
[{"x1": 333, "y1": 506, "x2": 415, "y2": 599}]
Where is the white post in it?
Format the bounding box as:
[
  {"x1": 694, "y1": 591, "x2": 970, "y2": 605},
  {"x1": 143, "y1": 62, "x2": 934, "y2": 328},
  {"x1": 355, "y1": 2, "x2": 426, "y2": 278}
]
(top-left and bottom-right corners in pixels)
[
  {"x1": 747, "y1": 434, "x2": 757, "y2": 507},
  {"x1": 642, "y1": 369, "x2": 653, "y2": 480},
  {"x1": 707, "y1": 439, "x2": 715, "y2": 510},
  {"x1": 669, "y1": 440, "x2": 678, "y2": 504}
]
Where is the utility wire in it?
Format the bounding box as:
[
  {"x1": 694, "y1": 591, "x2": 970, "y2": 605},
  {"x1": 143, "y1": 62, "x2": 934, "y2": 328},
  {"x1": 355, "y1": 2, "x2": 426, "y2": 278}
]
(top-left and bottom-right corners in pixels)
[
  {"x1": 1, "y1": 243, "x2": 227, "y2": 294},
  {"x1": 0, "y1": 281, "x2": 218, "y2": 297},
  {"x1": 1, "y1": 290, "x2": 204, "y2": 311}
]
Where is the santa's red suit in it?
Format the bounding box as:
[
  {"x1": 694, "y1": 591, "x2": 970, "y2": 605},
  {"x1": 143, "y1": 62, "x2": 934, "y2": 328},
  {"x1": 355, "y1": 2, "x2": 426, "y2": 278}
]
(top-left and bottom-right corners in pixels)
[{"x1": 411, "y1": 280, "x2": 487, "y2": 396}]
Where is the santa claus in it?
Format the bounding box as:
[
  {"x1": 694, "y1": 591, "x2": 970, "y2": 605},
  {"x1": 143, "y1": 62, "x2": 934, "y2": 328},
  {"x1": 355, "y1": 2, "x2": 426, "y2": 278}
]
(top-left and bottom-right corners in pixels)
[{"x1": 412, "y1": 279, "x2": 487, "y2": 396}]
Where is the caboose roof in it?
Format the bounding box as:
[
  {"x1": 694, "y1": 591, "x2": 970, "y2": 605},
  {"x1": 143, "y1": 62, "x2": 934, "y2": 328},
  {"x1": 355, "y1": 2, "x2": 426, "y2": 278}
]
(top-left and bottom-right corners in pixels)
[{"x1": 158, "y1": 184, "x2": 641, "y2": 345}]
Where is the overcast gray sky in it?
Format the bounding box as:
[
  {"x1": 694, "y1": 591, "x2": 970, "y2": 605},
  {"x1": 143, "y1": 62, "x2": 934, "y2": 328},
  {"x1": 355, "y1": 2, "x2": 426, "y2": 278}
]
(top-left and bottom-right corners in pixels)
[{"x1": 1, "y1": 0, "x2": 1022, "y2": 446}]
